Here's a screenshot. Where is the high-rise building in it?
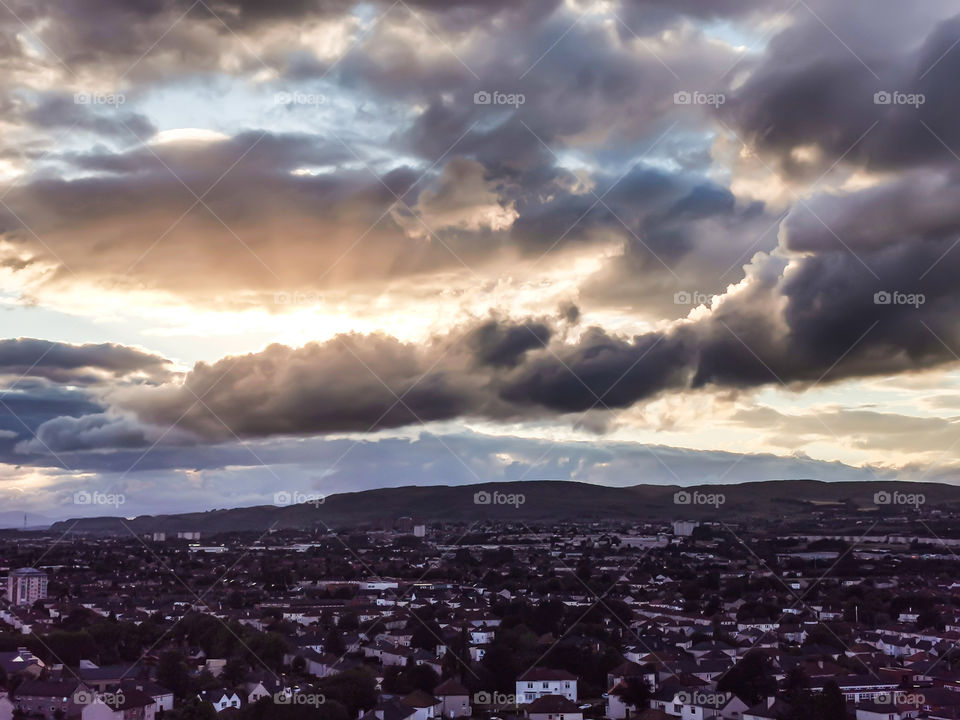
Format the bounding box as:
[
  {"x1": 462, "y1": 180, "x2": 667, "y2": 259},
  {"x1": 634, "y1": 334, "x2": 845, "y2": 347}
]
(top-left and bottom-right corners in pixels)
[{"x1": 6, "y1": 568, "x2": 48, "y2": 606}]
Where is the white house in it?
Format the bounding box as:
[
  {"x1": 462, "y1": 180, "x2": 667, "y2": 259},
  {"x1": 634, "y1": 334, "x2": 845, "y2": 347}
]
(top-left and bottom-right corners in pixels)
[
  {"x1": 434, "y1": 679, "x2": 471, "y2": 718},
  {"x1": 669, "y1": 691, "x2": 749, "y2": 720},
  {"x1": 517, "y1": 669, "x2": 578, "y2": 703},
  {"x1": 403, "y1": 690, "x2": 441, "y2": 720}
]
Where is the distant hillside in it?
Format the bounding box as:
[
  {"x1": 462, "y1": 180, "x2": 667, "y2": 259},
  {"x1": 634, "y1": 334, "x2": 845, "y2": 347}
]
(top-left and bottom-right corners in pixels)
[
  {"x1": 0, "y1": 511, "x2": 54, "y2": 530},
  {"x1": 46, "y1": 479, "x2": 960, "y2": 535}
]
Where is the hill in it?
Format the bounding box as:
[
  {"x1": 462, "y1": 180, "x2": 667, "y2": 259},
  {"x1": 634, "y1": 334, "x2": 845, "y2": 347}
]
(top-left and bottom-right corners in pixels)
[{"x1": 46, "y1": 479, "x2": 960, "y2": 535}]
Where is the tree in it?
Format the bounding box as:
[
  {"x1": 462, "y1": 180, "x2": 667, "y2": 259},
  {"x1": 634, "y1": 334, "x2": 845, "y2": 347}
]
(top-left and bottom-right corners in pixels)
[
  {"x1": 716, "y1": 652, "x2": 777, "y2": 706},
  {"x1": 318, "y1": 668, "x2": 378, "y2": 717},
  {"x1": 157, "y1": 650, "x2": 192, "y2": 698},
  {"x1": 222, "y1": 656, "x2": 249, "y2": 687},
  {"x1": 612, "y1": 677, "x2": 651, "y2": 709}
]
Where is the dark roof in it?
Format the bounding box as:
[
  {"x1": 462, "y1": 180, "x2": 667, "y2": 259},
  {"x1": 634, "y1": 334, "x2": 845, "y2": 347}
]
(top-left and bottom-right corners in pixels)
[
  {"x1": 367, "y1": 697, "x2": 417, "y2": 720},
  {"x1": 14, "y1": 679, "x2": 83, "y2": 698},
  {"x1": 98, "y1": 686, "x2": 156, "y2": 710},
  {"x1": 403, "y1": 690, "x2": 439, "y2": 708},
  {"x1": 518, "y1": 668, "x2": 578, "y2": 682},
  {"x1": 434, "y1": 679, "x2": 469, "y2": 696},
  {"x1": 526, "y1": 695, "x2": 580, "y2": 714},
  {"x1": 744, "y1": 697, "x2": 794, "y2": 719}
]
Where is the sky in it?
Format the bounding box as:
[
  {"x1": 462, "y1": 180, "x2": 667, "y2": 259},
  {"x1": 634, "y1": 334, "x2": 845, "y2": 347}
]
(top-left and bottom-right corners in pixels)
[{"x1": 2, "y1": 0, "x2": 960, "y2": 519}]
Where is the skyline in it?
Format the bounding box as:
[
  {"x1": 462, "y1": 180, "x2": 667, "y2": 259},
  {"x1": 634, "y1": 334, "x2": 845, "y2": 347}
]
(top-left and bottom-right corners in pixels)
[{"x1": 2, "y1": 0, "x2": 960, "y2": 518}]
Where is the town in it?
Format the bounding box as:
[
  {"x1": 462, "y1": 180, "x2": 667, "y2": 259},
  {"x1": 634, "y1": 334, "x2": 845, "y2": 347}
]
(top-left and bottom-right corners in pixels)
[{"x1": 2, "y1": 505, "x2": 960, "y2": 720}]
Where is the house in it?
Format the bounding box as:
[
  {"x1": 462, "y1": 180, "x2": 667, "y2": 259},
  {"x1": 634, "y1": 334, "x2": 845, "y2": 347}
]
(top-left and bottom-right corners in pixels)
[
  {"x1": 670, "y1": 691, "x2": 749, "y2": 720},
  {"x1": 13, "y1": 679, "x2": 88, "y2": 718},
  {"x1": 81, "y1": 687, "x2": 157, "y2": 720},
  {"x1": 0, "y1": 647, "x2": 45, "y2": 678},
  {"x1": 198, "y1": 689, "x2": 243, "y2": 712},
  {"x1": 743, "y1": 697, "x2": 795, "y2": 720},
  {"x1": 525, "y1": 695, "x2": 583, "y2": 720},
  {"x1": 403, "y1": 689, "x2": 441, "y2": 720},
  {"x1": 244, "y1": 671, "x2": 287, "y2": 704},
  {"x1": 517, "y1": 668, "x2": 578, "y2": 702},
  {"x1": 118, "y1": 681, "x2": 175, "y2": 714},
  {"x1": 433, "y1": 679, "x2": 471, "y2": 718},
  {"x1": 361, "y1": 697, "x2": 418, "y2": 720}
]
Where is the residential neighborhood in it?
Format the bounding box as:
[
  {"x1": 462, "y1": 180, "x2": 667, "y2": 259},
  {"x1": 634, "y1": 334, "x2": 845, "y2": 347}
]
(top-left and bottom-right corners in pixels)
[{"x1": 2, "y1": 505, "x2": 960, "y2": 720}]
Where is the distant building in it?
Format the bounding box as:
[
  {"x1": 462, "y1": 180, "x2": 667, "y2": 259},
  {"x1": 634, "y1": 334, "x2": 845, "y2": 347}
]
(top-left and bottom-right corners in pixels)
[
  {"x1": 413, "y1": 524, "x2": 426, "y2": 538},
  {"x1": 151, "y1": 532, "x2": 166, "y2": 542},
  {"x1": 6, "y1": 568, "x2": 48, "y2": 606},
  {"x1": 396, "y1": 517, "x2": 414, "y2": 532},
  {"x1": 177, "y1": 531, "x2": 200, "y2": 540},
  {"x1": 516, "y1": 669, "x2": 578, "y2": 703},
  {"x1": 671, "y1": 520, "x2": 699, "y2": 537}
]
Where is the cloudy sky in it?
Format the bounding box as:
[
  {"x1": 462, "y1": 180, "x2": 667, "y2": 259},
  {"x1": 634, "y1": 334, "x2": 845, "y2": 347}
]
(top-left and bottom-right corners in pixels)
[{"x1": 2, "y1": 0, "x2": 960, "y2": 519}]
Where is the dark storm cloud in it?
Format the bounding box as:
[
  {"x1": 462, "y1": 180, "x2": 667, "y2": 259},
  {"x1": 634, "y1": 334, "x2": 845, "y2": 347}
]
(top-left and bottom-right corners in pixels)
[
  {"x1": 85, "y1": 160, "x2": 960, "y2": 442},
  {"x1": 0, "y1": 338, "x2": 171, "y2": 383},
  {"x1": 467, "y1": 319, "x2": 552, "y2": 368},
  {"x1": 0, "y1": 382, "x2": 103, "y2": 436},
  {"x1": 723, "y1": 2, "x2": 960, "y2": 177}
]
